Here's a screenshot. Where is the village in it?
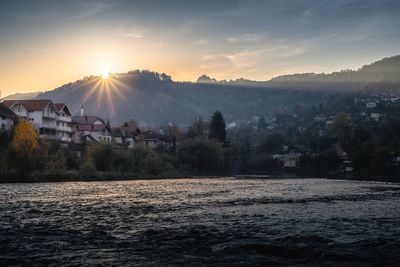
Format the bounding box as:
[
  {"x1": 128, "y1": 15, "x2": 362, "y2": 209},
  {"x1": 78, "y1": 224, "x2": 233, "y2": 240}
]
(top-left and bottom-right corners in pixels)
[
  {"x1": 0, "y1": 99, "x2": 171, "y2": 157},
  {"x1": 1, "y1": 91, "x2": 400, "y2": 179}
]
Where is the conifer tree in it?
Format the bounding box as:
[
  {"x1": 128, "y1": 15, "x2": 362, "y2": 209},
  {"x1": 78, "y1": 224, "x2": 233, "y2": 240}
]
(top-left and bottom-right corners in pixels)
[{"x1": 208, "y1": 110, "x2": 226, "y2": 143}]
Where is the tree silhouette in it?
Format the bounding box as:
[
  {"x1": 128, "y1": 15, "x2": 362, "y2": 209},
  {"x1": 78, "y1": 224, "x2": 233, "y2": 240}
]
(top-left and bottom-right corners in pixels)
[{"x1": 209, "y1": 110, "x2": 226, "y2": 143}]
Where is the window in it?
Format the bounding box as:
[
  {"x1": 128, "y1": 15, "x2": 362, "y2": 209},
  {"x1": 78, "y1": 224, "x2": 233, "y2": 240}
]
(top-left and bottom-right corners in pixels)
[{"x1": 1, "y1": 124, "x2": 5, "y2": 130}]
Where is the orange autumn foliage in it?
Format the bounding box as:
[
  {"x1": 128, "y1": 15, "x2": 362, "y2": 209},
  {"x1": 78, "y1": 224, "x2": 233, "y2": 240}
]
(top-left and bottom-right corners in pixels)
[{"x1": 12, "y1": 121, "x2": 39, "y2": 157}]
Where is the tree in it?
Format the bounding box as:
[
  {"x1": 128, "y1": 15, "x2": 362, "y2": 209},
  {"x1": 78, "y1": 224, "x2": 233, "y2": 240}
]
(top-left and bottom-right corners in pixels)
[
  {"x1": 329, "y1": 113, "x2": 354, "y2": 152},
  {"x1": 177, "y1": 138, "x2": 225, "y2": 172},
  {"x1": 0, "y1": 151, "x2": 8, "y2": 178},
  {"x1": 238, "y1": 136, "x2": 252, "y2": 172},
  {"x1": 47, "y1": 151, "x2": 66, "y2": 171},
  {"x1": 187, "y1": 116, "x2": 208, "y2": 139},
  {"x1": 257, "y1": 117, "x2": 267, "y2": 130},
  {"x1": 208, "y1": 111, "x2": 226, "y2": 143},
  {"x1": 258, "y1": 133, "x2": 285, "y2": 154},
  {"x1": 11, "y1": 121, "x2": 39, "y2": 173},
  {"x1": 139, "y1": 153, "x2": 172, "y2": 176},
  {"x1": 85, "y1": 142, "x2": 115, "y2": 171},
  {"x1": 12, "y1": 121, "x2": 38, "y2": 157}
]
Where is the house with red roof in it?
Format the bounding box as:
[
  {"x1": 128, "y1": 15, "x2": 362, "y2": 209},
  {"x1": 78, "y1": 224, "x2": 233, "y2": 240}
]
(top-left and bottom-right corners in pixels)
[
  {"x1": 2, "y1": 99, "x2": 72, "y2": 142},
  {"x1": 71, "y1": 111, "x2": 112, "y2": 144}
]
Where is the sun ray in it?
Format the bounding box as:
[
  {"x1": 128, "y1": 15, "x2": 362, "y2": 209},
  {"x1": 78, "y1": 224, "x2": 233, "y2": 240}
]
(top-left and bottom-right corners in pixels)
[
  {"x1": 81, "y1": 78, "x2": 103, "y2": 104},
  {"x1": 107, "y1": 78, "x2": 126, "y2": 101},
  {"x1": 104, "y1": 81, "x2": 116, "y2": 118},
  {"x1": 95, "y1": 79, "x2": 105, "y2": 114}
]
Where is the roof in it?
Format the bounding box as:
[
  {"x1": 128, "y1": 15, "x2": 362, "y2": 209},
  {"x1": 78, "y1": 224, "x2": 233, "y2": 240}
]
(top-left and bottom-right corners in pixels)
[
  {"x1": 54, "y1": 103, "x2": 72, "y2": 116},
  {"x1": 0, "y1": 103, "x2": 17, "y2": 118},
  {"x1": 287, "y1": 145, "x2": 313, "y2": 154},
  {"x1": 111, "y1": 127, "x2": 124, "y2": 137},
  {"x1": 72, "y1": 115, "x2": 110, "y2": 132},
  {"x1": 3, "y1": 99, "x2": 55, "y2": 112},
  {"x1": 72, "y1": 115, "x2": 105, "y2": 125},
  {"x1": 143, "y1": 131, "x2": 170, "y2": 142},
  {"x1": 76, "y1": 124, "x2": 108, "y2": 132}
]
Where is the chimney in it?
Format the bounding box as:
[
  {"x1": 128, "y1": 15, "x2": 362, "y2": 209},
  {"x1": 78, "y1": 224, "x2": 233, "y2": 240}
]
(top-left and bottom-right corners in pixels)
[{"x1": 80, "y1": 104, "x2": 84, "y2": 116}]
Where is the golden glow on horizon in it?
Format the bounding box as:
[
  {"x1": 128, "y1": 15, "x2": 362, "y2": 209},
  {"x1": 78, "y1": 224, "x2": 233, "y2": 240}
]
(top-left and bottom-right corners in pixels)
[
  {"x1": 101, "y1": 70, "x2": 110, "y2": 80},
  {"x1": 79, "y1": 73, "x2": 129, "y2": 119},
  {"x1": 101, "y1": 66, "x2": 110, "y2": 80}
]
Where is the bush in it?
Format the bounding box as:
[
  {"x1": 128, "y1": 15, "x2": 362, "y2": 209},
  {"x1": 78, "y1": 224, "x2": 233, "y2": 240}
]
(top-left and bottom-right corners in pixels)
[
  {"x1": 139, "y1": 153, "x2": 172, "y2": 176},
  {"x1": 47, "y1": 151, "x2": 66, "y2": 171},
  {"x1": 85, "y1": 143, "x2": 116, "y2": 171},
  {"x1": 177, "y1": 138, "x2": 225, "y2": 172}
]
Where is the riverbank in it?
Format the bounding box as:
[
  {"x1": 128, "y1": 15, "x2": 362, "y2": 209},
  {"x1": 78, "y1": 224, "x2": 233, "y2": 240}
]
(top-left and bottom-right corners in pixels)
[{"x1": 1, "y1": 170, "x2": 399, "y2": 184}]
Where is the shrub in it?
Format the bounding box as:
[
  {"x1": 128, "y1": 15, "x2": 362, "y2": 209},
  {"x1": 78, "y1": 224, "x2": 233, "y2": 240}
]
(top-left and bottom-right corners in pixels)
[{"x1": 177, "y1": 138, "x2": 225, "y2": 172}]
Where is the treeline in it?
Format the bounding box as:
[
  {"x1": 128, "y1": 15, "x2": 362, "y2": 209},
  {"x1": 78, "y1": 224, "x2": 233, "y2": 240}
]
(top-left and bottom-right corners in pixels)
[
  {"x1": 2, "y1": 106, "x2": 400, "y2": 182},
  {"x1": 228, "y1": 104, "x2": 400, "y2": 180},
  {"x1": 0, "y1": 111, "x2": 232, "y2": 182}
]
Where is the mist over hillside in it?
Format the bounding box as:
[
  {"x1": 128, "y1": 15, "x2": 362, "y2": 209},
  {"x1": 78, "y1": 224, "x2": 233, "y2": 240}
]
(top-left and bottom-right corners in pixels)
[
  {"x1": 36, "y1": 71, "x2": 329, "y2": 126},
  {"x1": 35, "y1": 55, "x2": 400, "y2": 126},
  {"x1": 0, "y1": 91, "x2": 40, "y2": 101},
  {"x1": 198, "y1": 55, "x2": 400, "y2": 88}
]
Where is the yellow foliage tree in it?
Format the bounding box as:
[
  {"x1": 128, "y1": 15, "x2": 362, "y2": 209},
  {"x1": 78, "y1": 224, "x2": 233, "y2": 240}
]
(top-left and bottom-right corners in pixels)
[{"x1": 12, "y1": 121, "x2": 39, "y2": 158}]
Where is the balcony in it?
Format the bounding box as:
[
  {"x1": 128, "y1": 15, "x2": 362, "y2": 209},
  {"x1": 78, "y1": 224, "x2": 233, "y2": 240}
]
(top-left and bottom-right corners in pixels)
[
  {"x1": 14, "y1": 111, "x2": 28, "y2": 118},
  {"x1": 56, "y1": 126, "x2": 72, "y2": 133},
  {"x1": 57, "y1": 115, "x2": 72, "y2": 123},
  {"x1": 39, "y1": 127, "x2": 56, "y2": 136},
  {"x1": 43, "y1": 112, "x2": 56, "y2": 119},
  {"x1": 60, "y1": 136, "x2": 72, "y2": 142},
  {"x1": 42, "y1": 121, "x2": 56, "y2": 129}
]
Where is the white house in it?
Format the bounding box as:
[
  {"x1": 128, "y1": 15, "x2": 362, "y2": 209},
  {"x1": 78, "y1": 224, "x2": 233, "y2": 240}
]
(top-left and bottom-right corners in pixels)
[
  {"x1": 111, "y1": 127, "x2": 136, "y2": 148},
  {"x1": 0, "y1": 103, "x2": 16, "y2": 132},
  {"x1": 283, "y1": 145, "x2": 313, "y2": 168},
  {"x1": 71, "y1": 115, "x2": 112, "y2": 144},
  {"x1": 314, "y1": 115, "x2": 327, "y2": 122},
  {"x1": 366, "y1": 102, "x2": 377, "y2": 108},
  {"x1": 140, "y1": 130, "x2": 171, "y2": 151},
  {"x1": 54, "y1": 103, "x2": 72, "y2": 142},
  {"x1": 2, "y1": 99, "x2": 72, "y2": 142},
  {"x1": 370, "y1": 113, "x2": 380, "y2": 122}
]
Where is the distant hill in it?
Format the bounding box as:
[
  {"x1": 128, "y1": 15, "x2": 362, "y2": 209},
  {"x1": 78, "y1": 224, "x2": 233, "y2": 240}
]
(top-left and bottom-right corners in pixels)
[
  {"x1": 36, "y1": 55, "x2": 400, "y2": 126},
  {"x1": 37, "y1": 71, "x2": 329, "y2": 126},
  {"x1": 198, "y1": 55, "x2": 400, "y2": 89},
  {"x1": 1, "y1": 91, "x2": 41, "y2": 101}
]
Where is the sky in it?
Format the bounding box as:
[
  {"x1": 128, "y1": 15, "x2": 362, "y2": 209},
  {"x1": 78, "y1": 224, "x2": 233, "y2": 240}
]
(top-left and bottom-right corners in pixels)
[{"x1": 1, "y1": 0, "x2": 400, "y2": 96}]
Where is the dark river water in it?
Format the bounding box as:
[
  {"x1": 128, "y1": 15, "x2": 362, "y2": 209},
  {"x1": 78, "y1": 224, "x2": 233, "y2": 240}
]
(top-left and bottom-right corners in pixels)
[{"x1": 1, "y1": 178, "x2": 400, "y2": 266}]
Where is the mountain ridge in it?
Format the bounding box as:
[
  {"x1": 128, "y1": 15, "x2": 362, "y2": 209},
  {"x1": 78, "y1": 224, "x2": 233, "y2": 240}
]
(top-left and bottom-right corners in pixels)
[{"x1": 4, "y1": 55, "x2": 400, "y2": 126}]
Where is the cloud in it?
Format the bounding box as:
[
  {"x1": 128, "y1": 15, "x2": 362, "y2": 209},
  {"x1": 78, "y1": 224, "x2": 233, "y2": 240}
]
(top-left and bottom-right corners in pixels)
[
  {"x1": 199, "y1": 32, "x2": 339, "y2": 79},
  {"x1": 21, "y1": 47, "x2": 48, "y2": 53},
  {"x1": 118, "y1": 30, "x2": 144, "y2": 39},
  {"x1": 192, "y1": 39, "x2": 209, "y2": 45},
  {"x1": 13, "y1": 0, "x2": 117, "y2": 22},
  {"x1": 63, "y1": 2, "x2": 115, "y2": 21},
  {"x1": 227, "y1": 33, "x2": 268, "y2": 43}
]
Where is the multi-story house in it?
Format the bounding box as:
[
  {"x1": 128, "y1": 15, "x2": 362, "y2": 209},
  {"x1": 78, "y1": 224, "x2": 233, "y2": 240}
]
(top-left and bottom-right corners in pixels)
[
  {"x1": 71, "y1": 115, "x2": 112, "y2": 144},
  {"x1": 140, "y1": 130, "x2": 171, "y2": 151},
  {"x1": 0, "y1": 102, "x2": 17, "y2": 132},
  {"x1": 54, "y1": 103, "x2": 73, "y2": 142},
  {"x1": 2, "y1": 99, "x2": 72, "y2": 142},
  {"x1": 111, "y1": 127, "x2": 136, "y2": 148}
]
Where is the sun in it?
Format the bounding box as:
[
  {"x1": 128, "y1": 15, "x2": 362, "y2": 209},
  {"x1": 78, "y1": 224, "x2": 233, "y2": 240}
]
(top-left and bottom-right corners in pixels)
[{"x1": 101, "y1": 71, "x2": 110, "y2": 80}]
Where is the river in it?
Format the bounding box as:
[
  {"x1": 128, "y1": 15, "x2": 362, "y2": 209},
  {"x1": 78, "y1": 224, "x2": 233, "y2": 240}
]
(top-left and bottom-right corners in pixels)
[{"x1": 1, "y1": 178, "x2": 400, "y2": 266}]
